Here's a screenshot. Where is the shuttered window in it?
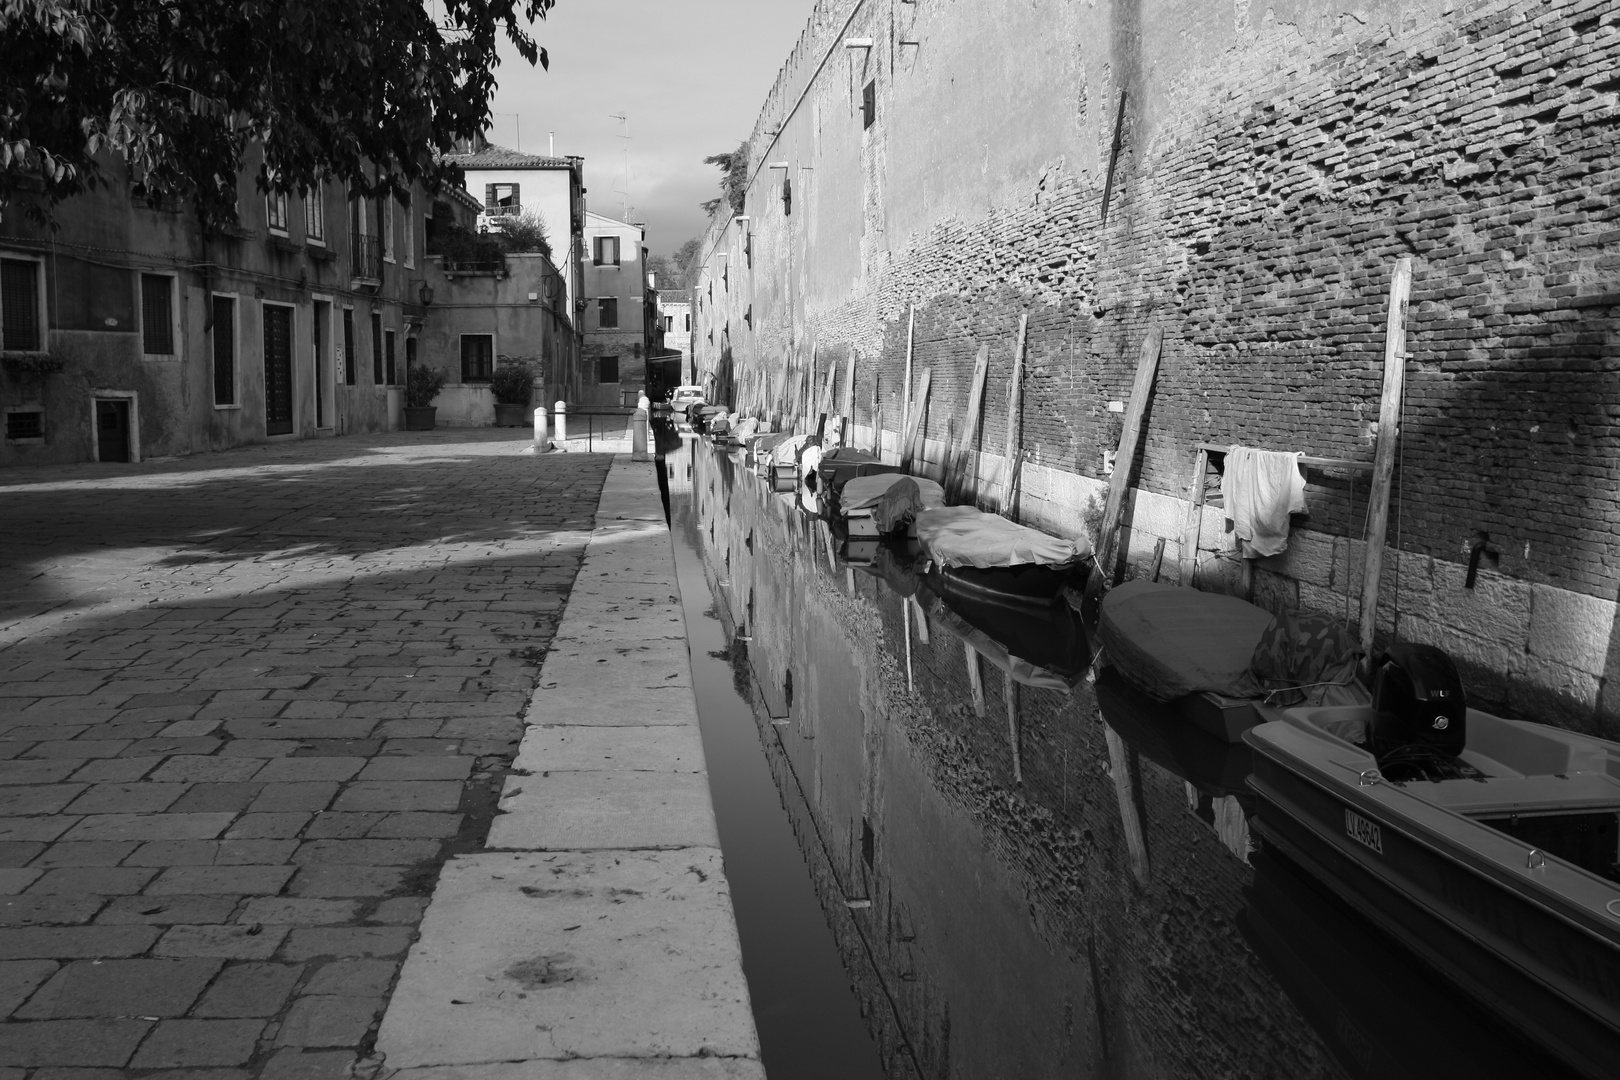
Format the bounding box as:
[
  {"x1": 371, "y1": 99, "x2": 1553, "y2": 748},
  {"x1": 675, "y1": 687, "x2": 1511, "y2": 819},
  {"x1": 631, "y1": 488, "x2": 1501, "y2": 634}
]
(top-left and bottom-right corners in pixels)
[
  {"x1": 385, "y1": 329, "x2": 396, "y2": 385},
  {"x1": 141, "y1": 274, "x2": 174, "y2": 355},
  {"x1": 212, "y1": 296, "x2": 235, "y2": 405},
  {"x1": 0, "y1": 259, "x2": 42, "y2": 352},
  {"x1": 598, "y1": 298, "x2": 618, "y2": 328},
  {"x1": 461, "y1": 334, "x2": 493, "y2": 383},
  {"x1": 371, "y1": 311, "x2": 383, "y2": 384},
  {"x1": 597, "y1": 356, "x2": 619, "y2": 384},
  {"x1": 593, "y1": 236, "x2": 620, "y2": 266},
  {"x1": 343, "y1": 308, "x2": 356, "y2": 385}
]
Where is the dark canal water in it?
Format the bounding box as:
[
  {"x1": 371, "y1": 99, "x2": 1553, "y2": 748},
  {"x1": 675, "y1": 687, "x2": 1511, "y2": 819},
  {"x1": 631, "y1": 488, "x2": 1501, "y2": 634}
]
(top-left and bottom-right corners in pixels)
[{"x1": 657, "y1": 428, "x2": 1580, "y2": 1080}]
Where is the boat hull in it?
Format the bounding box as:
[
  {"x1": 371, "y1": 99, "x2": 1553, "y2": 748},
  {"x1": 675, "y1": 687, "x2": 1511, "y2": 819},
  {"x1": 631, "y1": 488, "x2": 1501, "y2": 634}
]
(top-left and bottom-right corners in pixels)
[
  {"x1": 1248, "y1": 745, "x2": 1620, "y2": 1077},
  {"x1": 930, "y1": 560, "x2": 1083, "y2": 603}
]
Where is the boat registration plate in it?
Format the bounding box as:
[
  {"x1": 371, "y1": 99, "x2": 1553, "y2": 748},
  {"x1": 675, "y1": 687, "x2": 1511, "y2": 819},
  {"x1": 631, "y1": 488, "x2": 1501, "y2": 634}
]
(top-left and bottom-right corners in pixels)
[{"x1": 1344, "y1": 808, "x2": 1383, "y2": 854}]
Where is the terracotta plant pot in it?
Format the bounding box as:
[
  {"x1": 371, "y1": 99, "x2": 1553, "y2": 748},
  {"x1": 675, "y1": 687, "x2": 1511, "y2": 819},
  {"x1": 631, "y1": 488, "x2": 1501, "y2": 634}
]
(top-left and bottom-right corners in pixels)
[
  {"x1": 403, "y1": 407, "x2": 437, "y2": 431},
  {"x1": 493, "y1": 403, "x2": 529, "y2": 428}
]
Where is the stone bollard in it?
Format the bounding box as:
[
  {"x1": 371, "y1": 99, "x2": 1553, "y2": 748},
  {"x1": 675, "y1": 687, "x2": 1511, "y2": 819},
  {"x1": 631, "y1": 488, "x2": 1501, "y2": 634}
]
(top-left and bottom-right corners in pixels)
[
  {"x1": 532, "y1": 406, "x2": 549, "y2": 452},
  {"x1": 637, "y1": 394, "x2": 651, "y2": 415},
  {"x1": 632, "y1": 408, "x2": 649, "y2": 461},
  {"x1": 554, "y1": 401, "x2": 567, "y2": 447}
]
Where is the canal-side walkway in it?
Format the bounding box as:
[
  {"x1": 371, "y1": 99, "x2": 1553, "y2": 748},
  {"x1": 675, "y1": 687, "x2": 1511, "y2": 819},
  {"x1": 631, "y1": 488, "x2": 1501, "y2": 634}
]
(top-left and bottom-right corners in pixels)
[
  {"x1": 375, "y1": 455, "x2": 762, "y2": 1078},
  {"x1": 0, "y1": 431, "x2": 615, "y2": 1077}
]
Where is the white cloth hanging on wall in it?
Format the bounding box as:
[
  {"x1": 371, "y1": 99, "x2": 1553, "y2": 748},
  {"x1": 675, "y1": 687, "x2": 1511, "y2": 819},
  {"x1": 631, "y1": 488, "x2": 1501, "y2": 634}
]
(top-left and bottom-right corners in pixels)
[{"x1": 1222, "y1": 446, "x2": 1307, "y2": 558}]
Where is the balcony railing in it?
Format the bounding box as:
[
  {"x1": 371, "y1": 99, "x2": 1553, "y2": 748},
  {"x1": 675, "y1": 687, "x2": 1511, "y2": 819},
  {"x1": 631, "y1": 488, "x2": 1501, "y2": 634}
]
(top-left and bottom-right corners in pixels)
[{"x1": 350, "y1": 233, "x2": 382, "y2": 282}]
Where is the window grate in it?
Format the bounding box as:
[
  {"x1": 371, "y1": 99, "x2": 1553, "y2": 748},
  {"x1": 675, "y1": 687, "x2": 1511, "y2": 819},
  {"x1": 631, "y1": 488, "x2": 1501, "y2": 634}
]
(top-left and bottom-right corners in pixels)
[
  {"x1": 141, "y1": 274, "x2": 174, "y2": 354},
  {"x1": 0, "y1": 259, "x2": 41, "y2": 351},
  {"x1": 6, "y1": 411, "x2": 42, "y2": 440},
  {"x1": 597, "y1": 356, "x2": 619, "y2": 384},
  {"x1": 598, "y1": 298, "x2": 618, "y2": 328},
  {"x1": 461, "y1": 335, "x2": 493, "y2": 383}
]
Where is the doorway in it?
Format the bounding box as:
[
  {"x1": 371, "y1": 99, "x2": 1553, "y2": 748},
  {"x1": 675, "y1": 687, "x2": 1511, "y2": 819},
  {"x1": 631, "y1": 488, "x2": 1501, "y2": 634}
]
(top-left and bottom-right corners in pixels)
[
  {"x1": 264, "y1": 304, "x2": 294, "y2": 435},
  {"x1": 96, "y1": 399, "x2": 131, "y2": 462}
]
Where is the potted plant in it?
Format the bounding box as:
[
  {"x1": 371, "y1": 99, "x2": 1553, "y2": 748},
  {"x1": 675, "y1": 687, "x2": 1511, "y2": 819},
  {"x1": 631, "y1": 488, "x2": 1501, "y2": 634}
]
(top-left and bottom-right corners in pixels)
[
  {"x1": 489, "y1": 361, "x2": 533, "y2": 428},
  {"x1": 403, "y1": 364, "x2": 447, "y2": 431}
]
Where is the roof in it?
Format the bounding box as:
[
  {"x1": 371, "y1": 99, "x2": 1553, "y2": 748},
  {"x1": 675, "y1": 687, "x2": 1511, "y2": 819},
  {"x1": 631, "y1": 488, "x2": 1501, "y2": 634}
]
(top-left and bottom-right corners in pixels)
[
  {"x1": 584, "y1": 210, "x2": 644, "y2": 233},
  {"x1": 658, "y1": 291, "x2": 693, "y2": 305},
  {"x1": 442, "y1": 143, "x2": 577, "y2": 171}
]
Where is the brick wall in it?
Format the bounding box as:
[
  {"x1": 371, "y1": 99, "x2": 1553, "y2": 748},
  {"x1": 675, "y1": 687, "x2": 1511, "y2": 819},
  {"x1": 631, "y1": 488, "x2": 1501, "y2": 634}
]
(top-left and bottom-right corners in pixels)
[{"x1": 692, "y1": 0, "x2": 1620, "y2": 732}]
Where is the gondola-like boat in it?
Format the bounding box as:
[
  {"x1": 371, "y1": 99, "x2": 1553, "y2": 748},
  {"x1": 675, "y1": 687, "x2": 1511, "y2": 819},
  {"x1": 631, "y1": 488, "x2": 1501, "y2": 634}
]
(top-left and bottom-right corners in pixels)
[
  {"x1": 814, "y1": 447, "x2": 900, "y2": 499},
  {"x1": 1243, "y1": 644, "x2": 1620, "y2": 1077}
]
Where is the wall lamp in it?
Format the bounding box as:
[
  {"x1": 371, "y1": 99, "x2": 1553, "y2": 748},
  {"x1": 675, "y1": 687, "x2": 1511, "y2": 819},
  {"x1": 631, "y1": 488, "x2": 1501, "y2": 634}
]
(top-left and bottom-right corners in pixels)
[{"x1": 409, "y1": 279, "x2": 434, "y2": 306}]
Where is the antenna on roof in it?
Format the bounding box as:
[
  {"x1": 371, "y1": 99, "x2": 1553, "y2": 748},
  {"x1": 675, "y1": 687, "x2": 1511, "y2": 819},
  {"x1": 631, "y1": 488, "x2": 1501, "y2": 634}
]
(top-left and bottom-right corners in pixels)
[{"x1": 610, "y1": 112, "x2": 633, "y2": 223}]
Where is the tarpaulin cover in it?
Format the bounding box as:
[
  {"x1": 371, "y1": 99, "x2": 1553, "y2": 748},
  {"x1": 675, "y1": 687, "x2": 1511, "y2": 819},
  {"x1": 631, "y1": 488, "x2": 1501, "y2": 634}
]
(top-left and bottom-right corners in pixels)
[
  {"x1": 841, "y1": 474, "x2": 946, "y2": 513},
  {"x1": 769, "y1": 434, "x2": 813, "y2": 468},
  {"x1": 731, "y1": 417, "x2": 760, "y2": 441},
  {"x1": 1097, "y1": 580, "x2": 1273, "y2": 702},
  {"x1": 913, "y1": 505, "x2": 1088, "y2": 570}
]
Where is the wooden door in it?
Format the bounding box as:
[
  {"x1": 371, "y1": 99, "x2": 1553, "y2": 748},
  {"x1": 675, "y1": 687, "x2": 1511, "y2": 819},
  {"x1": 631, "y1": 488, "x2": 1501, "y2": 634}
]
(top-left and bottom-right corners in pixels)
[{"x1": 263, "y1": 305, "x2": 294, "y2": 435}]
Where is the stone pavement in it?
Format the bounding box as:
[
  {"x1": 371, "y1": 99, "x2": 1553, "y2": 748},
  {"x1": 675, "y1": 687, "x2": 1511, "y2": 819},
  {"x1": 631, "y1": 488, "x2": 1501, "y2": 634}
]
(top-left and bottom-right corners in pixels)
[{"x1": 0, "y1": 430, "x2": 613, "y2": 1078}]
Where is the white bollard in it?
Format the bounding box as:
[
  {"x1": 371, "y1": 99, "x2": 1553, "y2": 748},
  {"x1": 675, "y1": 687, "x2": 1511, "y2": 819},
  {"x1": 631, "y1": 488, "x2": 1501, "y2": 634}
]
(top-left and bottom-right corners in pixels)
[
  {"x1": 554, "y1": 400, "x2": 567, "y2": 447},
  {"x1": 632, "y1": 408, "x2": 649, "y2": 461},
  {"x1": 532, "y1": 406, "x2": 549, "y2": 452},
  {"x1": 637, "y1": 394, "x2": 651, "y2": 415}
]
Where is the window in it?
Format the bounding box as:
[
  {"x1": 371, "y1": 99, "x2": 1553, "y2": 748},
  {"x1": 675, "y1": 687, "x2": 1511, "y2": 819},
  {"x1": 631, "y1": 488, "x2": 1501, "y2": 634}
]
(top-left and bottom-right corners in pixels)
[
  {"x1": 212, "y1": 295, "x2": 236, "y2": 406},
  {"x1": 593, "y1": 236, "x2": 620, "y2": 266},
  {"x1": 140, "y1": 274, "x2": 175, "y2": 356},
  {"x1": 382, "y1": 198, "x2": 395, "y2": 263},
  {"x1": 267, "y1": 189, "x2": 289, "y2": 233},
  {"x1": 385, "y1": 329, "x2": 396, "y2": 385},
  {"x1": 343, "y1": 308, "x2": 356, "y2": 385},
  {"x1": 461, "y1": 334, "x2": 493, "y2": 383},
  {"x1": 597, "y1": 356, "x2": 619, "y2": 384},
  {"x1": 485, "y1": 183, "x2": 521, "y2": 216},
  {"x1": 305, "y1": 191, "x2": 325, "y2": 244},
  {"x1": 402, "y1": 199, "x2": 414, "y2": 269},
  {"x1": 684, "y1": 314, "x2": 690, "y2": 332},
  {"x1": 1, "y1": 257, "x2": 43, "y2": 351},
  {"x1": 863, "y1": 80, "x2": 876, "y2": 129},
  {"x1": 371, "y1": 311, "x2": 383, "y2": 384},
  {"x1": 597, "y1": 298, "x2": 618, "y2": 328},
  {"x1": 5, "y1": 408, "x2": 43, "y2": 442},
  {"x1": 664, "y1": 315, "x2": 673, "y2": 333}
]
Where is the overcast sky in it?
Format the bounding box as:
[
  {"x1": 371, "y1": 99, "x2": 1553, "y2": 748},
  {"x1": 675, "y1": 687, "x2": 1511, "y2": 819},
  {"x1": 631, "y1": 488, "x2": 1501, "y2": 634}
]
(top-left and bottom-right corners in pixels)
[{"x1": 480, "y1": 1, "x2": 814, "y2": 258}]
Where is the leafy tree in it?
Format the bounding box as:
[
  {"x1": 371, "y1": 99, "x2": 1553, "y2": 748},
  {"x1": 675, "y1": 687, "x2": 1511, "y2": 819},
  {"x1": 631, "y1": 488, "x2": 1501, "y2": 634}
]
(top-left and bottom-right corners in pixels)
[
  {"x1": 700, "y1": 141, "x2": 748, "y2": 217},
  {"x1": 646, "y1": 237, "x2": 698, "y2": 290},
  {"x1": 1, "y1": 0, "x2": 556, "y2": 230}
]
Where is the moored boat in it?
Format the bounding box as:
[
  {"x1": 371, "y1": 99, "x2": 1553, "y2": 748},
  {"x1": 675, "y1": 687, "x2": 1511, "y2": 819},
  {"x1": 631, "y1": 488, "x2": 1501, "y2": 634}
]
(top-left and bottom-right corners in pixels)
[
  {"x1": 1096, "y1": 579, "x2": 1366, "y2": 742},
  {"x1": 815, "y1": 447, "x2": 899, "y2": 498},
  {"x1": 913, "y1": 504, "x2": 1090, "y2": 602},
  {"x1": 1244, "y1": 647, "x2": 1620, "y2": 1077},
  {"x1": 838, "y1": 474, "x2": 946, "y2": 538}
]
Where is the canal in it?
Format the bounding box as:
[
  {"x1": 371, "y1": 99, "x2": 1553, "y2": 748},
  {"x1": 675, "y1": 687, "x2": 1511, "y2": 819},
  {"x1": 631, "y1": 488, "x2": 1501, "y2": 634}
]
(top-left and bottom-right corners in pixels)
[{"x1": 658, "y1": 428, "x2": 1579, "y2": 1080}]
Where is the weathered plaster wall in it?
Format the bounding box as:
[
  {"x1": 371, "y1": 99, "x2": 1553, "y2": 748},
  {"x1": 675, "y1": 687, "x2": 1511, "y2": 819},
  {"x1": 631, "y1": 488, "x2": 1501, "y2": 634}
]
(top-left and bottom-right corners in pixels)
[{"x1": 692, "y1": 0, "x2": 1620, "y2": 732}]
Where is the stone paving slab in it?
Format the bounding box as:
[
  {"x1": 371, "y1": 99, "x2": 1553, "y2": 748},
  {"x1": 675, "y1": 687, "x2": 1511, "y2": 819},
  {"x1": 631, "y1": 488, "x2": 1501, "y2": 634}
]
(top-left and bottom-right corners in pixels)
[
  {"x1": 0, "y1": 430, "x2": 614, "y2": 1075},
  {"x1": 375, "y1": 850, "x2": 755, "y2": 1068},
  {"x1": 391, "y1": 1059, "x2": 766, "y2": 1079}
]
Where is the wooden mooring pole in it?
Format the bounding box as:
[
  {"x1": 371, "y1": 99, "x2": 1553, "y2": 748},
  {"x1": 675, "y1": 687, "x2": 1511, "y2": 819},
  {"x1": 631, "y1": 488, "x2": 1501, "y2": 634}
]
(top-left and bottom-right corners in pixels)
[
  {"x1": 1358, "y1": 256, "x2": 1413, "y2": 667},
  {"x1": 1000, "y1": 314, "x2": 1029, "y2": 518},
  {"x1": 1097, "y1": 327, "x2": 1164, "y2": 580}
]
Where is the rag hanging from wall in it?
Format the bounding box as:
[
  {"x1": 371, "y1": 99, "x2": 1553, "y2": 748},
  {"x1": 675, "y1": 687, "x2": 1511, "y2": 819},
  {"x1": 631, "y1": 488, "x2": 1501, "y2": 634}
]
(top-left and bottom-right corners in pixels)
[{"x1": 1221, "y1": 446, "x2": 1307, "y2": 558}]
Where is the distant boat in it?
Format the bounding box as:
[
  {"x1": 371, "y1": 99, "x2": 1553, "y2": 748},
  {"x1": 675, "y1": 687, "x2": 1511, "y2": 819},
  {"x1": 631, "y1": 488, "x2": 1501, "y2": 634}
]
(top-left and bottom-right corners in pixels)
[{"x1": 1244, "y1": 643, "x2": 1620, "y2": 1077}]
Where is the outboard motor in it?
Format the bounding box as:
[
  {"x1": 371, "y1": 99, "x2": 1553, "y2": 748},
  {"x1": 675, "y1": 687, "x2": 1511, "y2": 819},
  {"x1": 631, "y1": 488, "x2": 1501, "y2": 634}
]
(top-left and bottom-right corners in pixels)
[{"x1": 1370, "y1": 643, "x2": 1467, "y2": 755}]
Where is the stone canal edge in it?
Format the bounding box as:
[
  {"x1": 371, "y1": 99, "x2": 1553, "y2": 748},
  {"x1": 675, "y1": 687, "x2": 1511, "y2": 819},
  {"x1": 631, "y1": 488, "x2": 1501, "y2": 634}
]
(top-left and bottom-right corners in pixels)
[{"x1": 375, "y1": 455, "x2": 764, "y2": 1079}]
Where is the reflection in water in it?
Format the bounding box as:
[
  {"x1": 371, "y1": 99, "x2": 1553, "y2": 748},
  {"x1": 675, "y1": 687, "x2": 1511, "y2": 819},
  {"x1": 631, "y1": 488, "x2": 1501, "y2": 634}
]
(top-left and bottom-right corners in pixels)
[{"x1": 662, "y1": 430, "x2": 1576, "y2": 1079}]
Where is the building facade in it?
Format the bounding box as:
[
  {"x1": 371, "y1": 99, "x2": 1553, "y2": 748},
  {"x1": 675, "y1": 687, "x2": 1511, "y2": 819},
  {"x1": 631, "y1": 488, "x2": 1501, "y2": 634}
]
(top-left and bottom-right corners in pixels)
[
  {"x1": 579, "y1": 211, "x2": 653, "y2": 407},
  {"x1": 656, "y1": 291, "x2": 693, "y2": 383},
  {"x1": 690, "y1": 0, "x2": 1620, "y2": 733},
  {"x1": 441, "y1": 140, "x2": 586, "y2": 358},
  {"x1": 1, "y1": 147, "x2": 428, "y2": 466}
]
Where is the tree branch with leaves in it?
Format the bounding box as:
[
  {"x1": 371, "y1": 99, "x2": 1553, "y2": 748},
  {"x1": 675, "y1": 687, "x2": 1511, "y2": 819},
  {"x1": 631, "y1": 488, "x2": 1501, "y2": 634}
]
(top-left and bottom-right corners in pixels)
[{"x1": 0, "y1": 0, "x2": 556, "y2": 230}]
